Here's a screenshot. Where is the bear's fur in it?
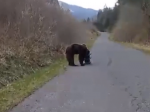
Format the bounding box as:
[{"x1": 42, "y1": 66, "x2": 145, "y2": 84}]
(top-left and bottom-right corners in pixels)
[{"x1": 65, "y1": 44, "x2": 88, "y2": 66}]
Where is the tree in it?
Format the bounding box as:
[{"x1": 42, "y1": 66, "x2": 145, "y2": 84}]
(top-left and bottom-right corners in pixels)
[{"x1": 94, "y1": 4, "x2": 119, "y2": 32}]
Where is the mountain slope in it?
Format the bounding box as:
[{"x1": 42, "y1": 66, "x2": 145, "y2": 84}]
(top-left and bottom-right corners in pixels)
[{"x1": 59, "y1": 1, "x2": 98, "y2": 20}]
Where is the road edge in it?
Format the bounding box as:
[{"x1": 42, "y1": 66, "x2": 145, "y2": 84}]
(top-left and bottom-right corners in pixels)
[{"x1": 109, "y1": 36, "x2": 150, "y2": 55}]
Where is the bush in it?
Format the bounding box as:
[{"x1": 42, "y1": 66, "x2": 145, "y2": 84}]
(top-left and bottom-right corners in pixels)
[
  {"x1": 0, "y1": 0, "x2": 89, "y2": 88},
  {"x1": 111, "y1": 3, "x2": 150, "y2": 43}
]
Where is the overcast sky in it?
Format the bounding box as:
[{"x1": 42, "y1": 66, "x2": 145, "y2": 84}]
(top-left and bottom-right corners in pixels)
[{"x1": 59, "y1": 0, "x2": 117, "y2": 10}]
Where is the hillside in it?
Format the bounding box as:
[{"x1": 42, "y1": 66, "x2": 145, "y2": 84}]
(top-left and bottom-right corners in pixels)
[{"x1": 58, "y1": 1, "x2": 98, "y2": 20}]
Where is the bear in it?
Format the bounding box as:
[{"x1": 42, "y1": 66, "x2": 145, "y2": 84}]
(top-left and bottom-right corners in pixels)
[{"x1": 65, "y1": 43, "x2": 88, "y2": 66}]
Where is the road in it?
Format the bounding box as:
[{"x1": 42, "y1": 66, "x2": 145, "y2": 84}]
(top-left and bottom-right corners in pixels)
[{"x1": 10, "y1": 32, "x2": 150, "y2": 112}]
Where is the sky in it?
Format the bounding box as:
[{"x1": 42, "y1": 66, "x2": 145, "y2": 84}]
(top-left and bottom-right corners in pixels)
[{"x1": 59, "y1": 0, "x2": 117, "y2": 10}]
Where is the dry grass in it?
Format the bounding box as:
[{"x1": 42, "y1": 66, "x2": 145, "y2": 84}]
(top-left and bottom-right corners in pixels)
[
  {"x1": 121, "y1": 43, "x2": 150, "y2": 54},
  {"x1": 110, "y1": 36, "x2": 150, "y2": 54},
  {"x1": 0, "y1": 0, "x2": 91, "y2": 88}
]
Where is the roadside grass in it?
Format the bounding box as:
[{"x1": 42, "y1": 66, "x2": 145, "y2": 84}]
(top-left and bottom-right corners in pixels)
[
  {"x1": 121, "y1": 43, "x2": 150, "y2": 54},
  {"x1": 0, "y1": 32, "x2": 99, "y2": 112},
  {"x1": 109, "y1": 35, "x2": 113, "y2": 41},
  {"x1": 0, "y1": 58, "x2": 67, "y2": 112},
  {"x1": 87, "y1": 36, "x2": 98, "y2": 48},
  {"x1": 109, "y1": 36, "x2": 150, "y2": 54},
  {"x1": 88, "y1": 30, "x2": 100, "y2": 48}
]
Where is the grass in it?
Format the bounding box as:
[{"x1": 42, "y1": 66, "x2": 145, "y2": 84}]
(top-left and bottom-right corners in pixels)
[
  {"x1": 109, "y1": 36, "x2": 150, "y2": 54},
  {"x1": 0, "y1": 31, "x2": 99, "y2": 112},
  {"x1": 121, "y1": 43, "x2": 150, "y2": 54},
  {"x1": 109, "y1": 35, "x2": 113, "y2": 41},
  {"x1": 0, "y1": 58, "x2": 67, "y2": 112},
  {"x1": 87, "y1": 38, "x2": 97, "y2": 48},
  {"x1": 88, "y1": 31, "x2": 100, "y2": 48}
]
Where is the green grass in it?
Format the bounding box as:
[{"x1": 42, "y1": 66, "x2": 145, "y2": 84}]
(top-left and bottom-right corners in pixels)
[{"x1": 0, "y1": 58, "x2": 67, "y2": 112}]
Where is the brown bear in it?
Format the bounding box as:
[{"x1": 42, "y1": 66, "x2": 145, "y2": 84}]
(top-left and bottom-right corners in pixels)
[{"x1": 65, "y1": 43, "x2": 88, "y2": 66}]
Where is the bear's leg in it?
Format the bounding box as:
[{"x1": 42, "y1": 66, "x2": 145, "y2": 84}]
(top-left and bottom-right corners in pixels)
[
  {"x1": 66, "y1": 54, "x2": 72, "y2": 66},
  {"x1": 68, "y1": 54, "x2": 77, "y2": 66},
  {"x1": 79, "y1": 54, "x2": 85, "y2": 66}
]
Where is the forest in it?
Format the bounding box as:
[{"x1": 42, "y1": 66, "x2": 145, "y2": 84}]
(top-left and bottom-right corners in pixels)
[{"x1": 94, "y1": 0, "x2": 150, "y2": 43}]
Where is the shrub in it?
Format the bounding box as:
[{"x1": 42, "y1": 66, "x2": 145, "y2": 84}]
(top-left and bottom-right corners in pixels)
[
  {"x1": 0, "y1": 0, "x2": 89, "y2": 88},
  {"x1": 111, "y1": 3, "x2": 150, "y2": 43}
]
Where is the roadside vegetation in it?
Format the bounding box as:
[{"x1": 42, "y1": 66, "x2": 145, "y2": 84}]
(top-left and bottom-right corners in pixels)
[
  {"x1": 94, "y1": 0, "x2": 150, "y2": 53},
  {"x1": 0, "y1": 0, "x2": 99, "y2": 111}
]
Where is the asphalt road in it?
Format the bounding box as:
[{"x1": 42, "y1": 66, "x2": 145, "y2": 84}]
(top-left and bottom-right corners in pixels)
[{"x1": 10, "y1": 32, "x2": 150, "y2": 112}]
